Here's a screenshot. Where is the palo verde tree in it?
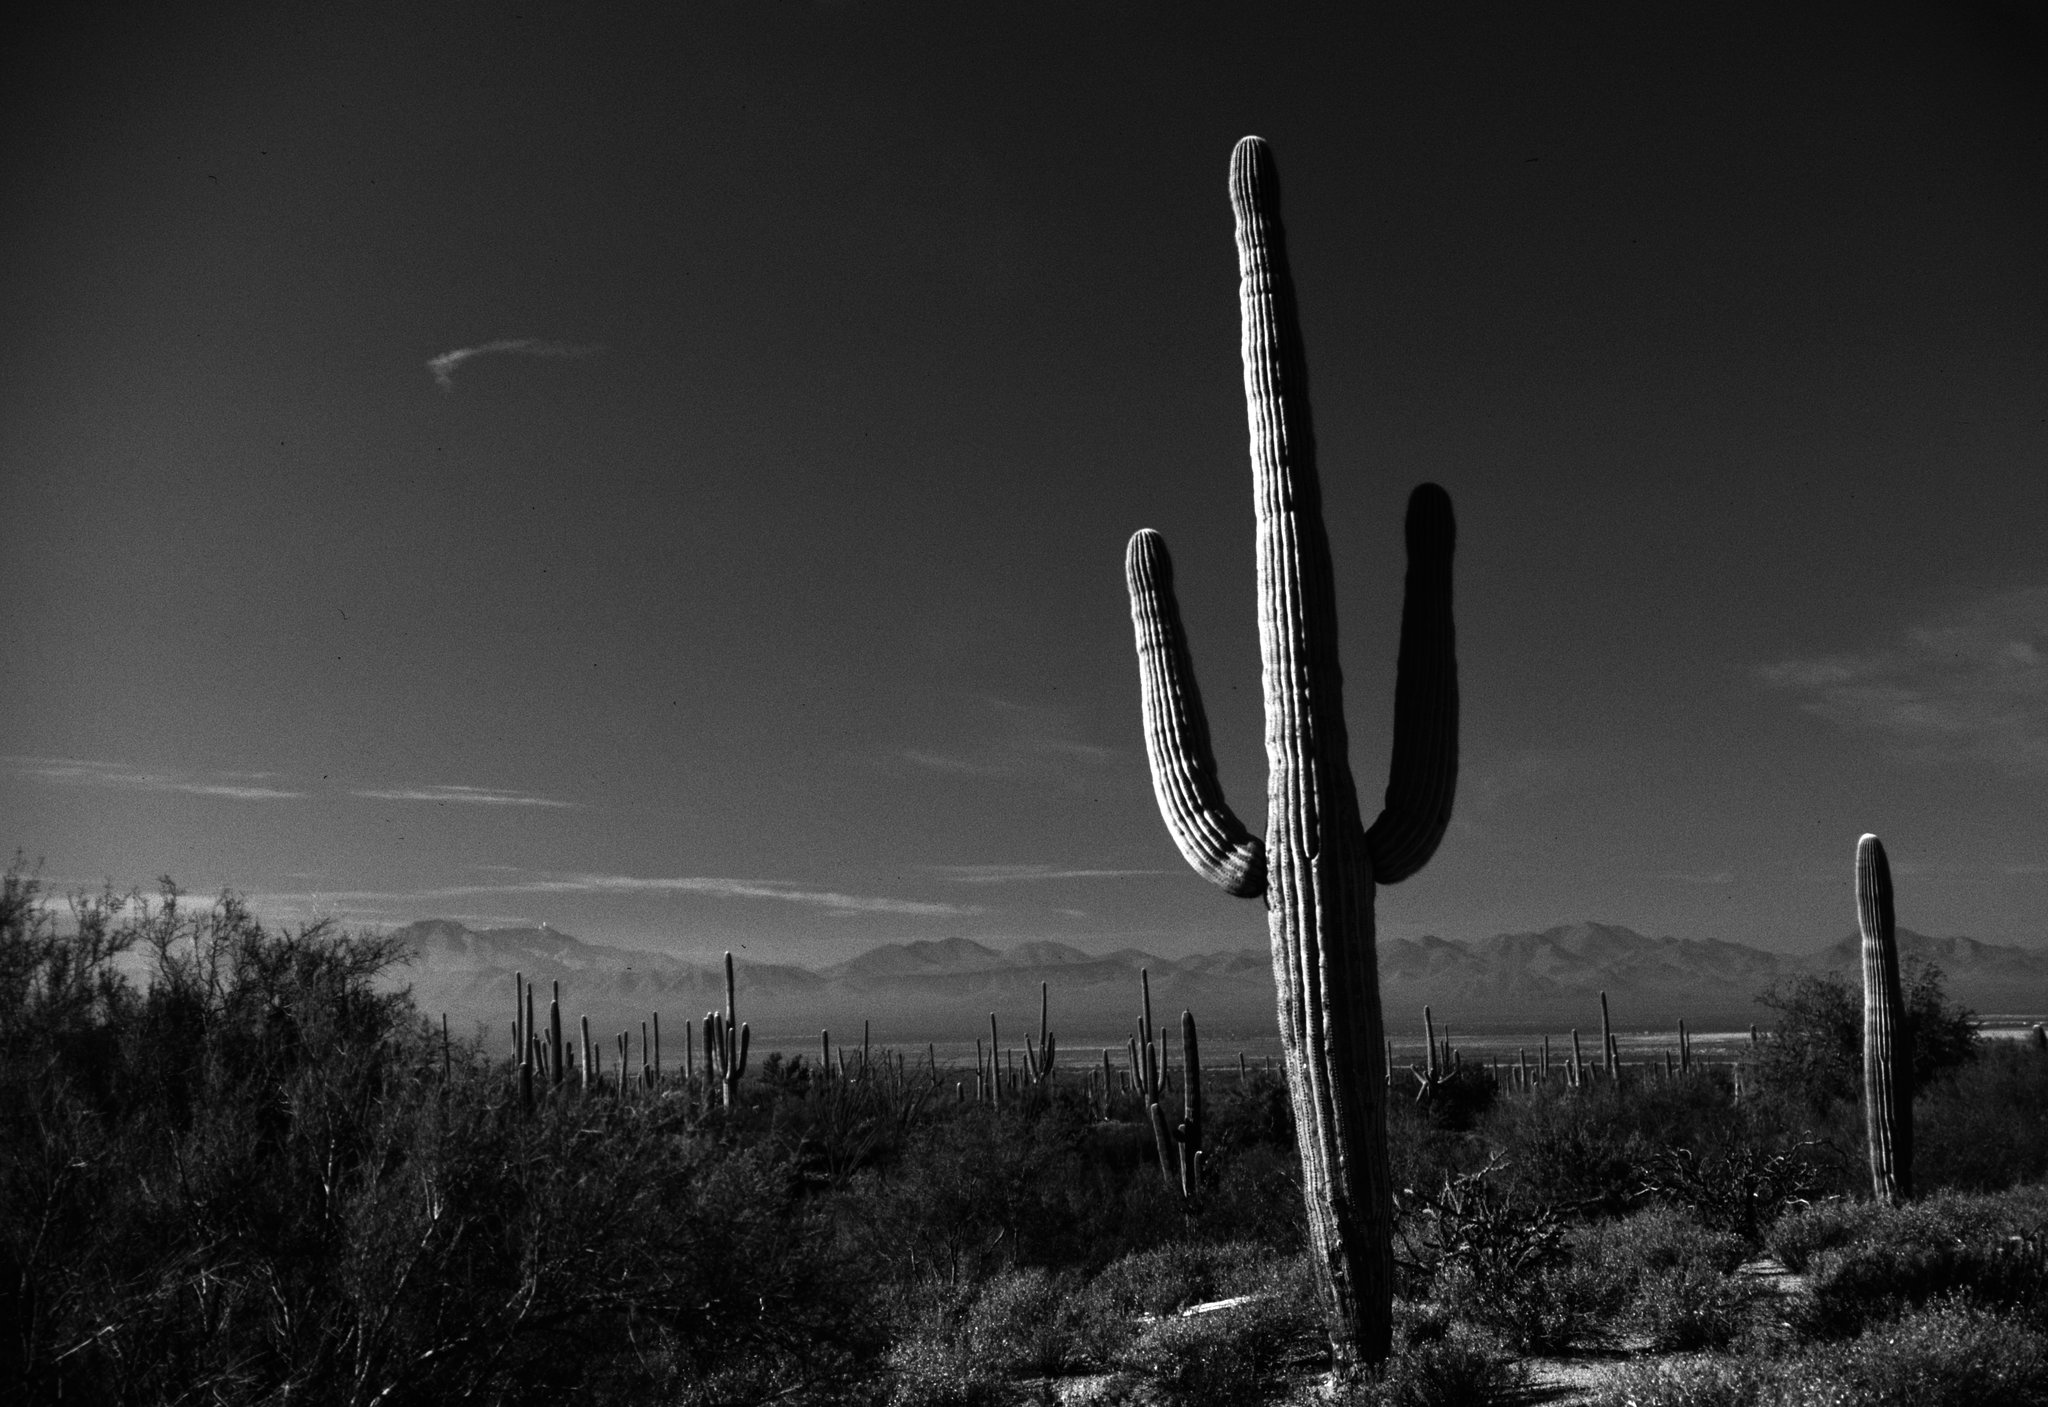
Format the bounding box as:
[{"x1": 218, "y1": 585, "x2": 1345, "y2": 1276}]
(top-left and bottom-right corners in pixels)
[{"x1": 1122, "y1": 136, "x2": 1457, "y2": 1370}]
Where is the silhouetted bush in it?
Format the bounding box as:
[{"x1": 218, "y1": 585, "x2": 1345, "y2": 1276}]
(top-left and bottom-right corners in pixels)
[{"x1": 1756, "y1": 960, "x2": 1978, "y2": 1112}]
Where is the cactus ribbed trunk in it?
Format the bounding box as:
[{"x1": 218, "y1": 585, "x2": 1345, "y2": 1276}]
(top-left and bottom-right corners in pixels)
[
  {"x1": 1858, "y1": 834, "x2": 1912, "y2": 1203},
  {"x1": 1123, "y1": 136, "x2": 1457, "y2": 1370}
]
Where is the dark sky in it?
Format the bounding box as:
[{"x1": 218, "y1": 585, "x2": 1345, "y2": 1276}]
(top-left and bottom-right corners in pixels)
[{"x1": 5, "y1": 1, "x2": 2046, "y2": 962}]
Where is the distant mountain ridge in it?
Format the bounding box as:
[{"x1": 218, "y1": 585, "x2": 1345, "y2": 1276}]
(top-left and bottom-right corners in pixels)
[{"x1": 385, "y1": 916, "x2": 2048, "y2": 1048}]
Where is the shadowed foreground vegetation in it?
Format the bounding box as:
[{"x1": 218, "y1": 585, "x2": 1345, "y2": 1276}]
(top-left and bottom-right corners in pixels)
[{"x1": 7, "y1": 867, "x2": 2048, "y2": 1404}]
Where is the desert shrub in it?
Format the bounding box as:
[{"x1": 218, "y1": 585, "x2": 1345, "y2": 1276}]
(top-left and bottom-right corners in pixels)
[
  {"x1": 1636, "y1": 1140, "x2": 1823, "y2": 1244},
  {"x1": 1411, "y1": 1061, "x2": 1499, "y2": 1130},
  {"x1": 1787, "y1": 1304, "x2": 2048, "y2": 1407},
  {"x1": 1635, "y1": 1263, "x2": 1755, "y2": 1353},
  {"x1": 1464, "y1": 1075, "x2": 1763, "y2": 1216},
  {"x1": 1588, "y1": 1352, "x2": 1780, "y2": 1407},
  {"x1": 1764, "y1": 1196, "x2": 1878, "y2": 1273},
  {"x1": 1068, "y1": 1241, "x2": 1302, "y2": 1370},
  {"x1": 1788, "y1": 1190, "x2": 2048, "y2": 1339},
  {"x1": 1396, "y1": 1161, "x2": 1586, "y2": 1350},
  {"x1": 962, "y1": 1266, "x2": 1091, "y2": 1379},
  {"x1": 1571, "y1": 1204, "x2": 1755, "y2": 1351},
  {"x1": 884, "y1": 1266, "x2": 1091, "y2": 1406},
  {"x1": 854, "y1": 1101, "x2": 1185, "y2": 1290},
  {"x1": 1309, "y1": 1325, "x2": 1522, "y2": 1407},
  {"x1": 1604, "y1": 1306, "x2": 2048, "y2": 1407},
  {"x1": 1113, "y1": 1292, "x2": 1320, "y2": 1407},
  {"x1": 885, "y1": 1316, "x2": 1015, "y2": 1407},
  {"x1": 0, "y1": 879, "x2": 891, "y2": 1406},
  {"x1": 1755, "y1": 962, "x2": 1977, "y2": 1113},
  {"x1": 1915, "y1": 1043, "x2": 2048, "y2": 1190},
  {"x1": 1191, "y1": 1140, "x2": 1307, "y2": 1248}
]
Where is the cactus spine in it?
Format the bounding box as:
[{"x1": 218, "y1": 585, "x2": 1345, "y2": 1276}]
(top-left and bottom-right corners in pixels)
[
  {"x1": 1123, "y1": 136, "x2": 1457, "y2": 1368},
  {"x1": 1858, "y1": 834, "x2": 1913, "y2": 1203}
]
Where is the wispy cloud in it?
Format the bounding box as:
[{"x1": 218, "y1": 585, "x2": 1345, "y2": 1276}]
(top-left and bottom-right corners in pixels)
[
  {"x1": 901, "y1": 696, "x2": 1119, "y2": 784},
  {"x1": 507, "y1": 874, "x2": 976, "y2": 917},
  {"x1": 352, "y1": 784, "x2": 577, "y2": 809},
  {"x1": 927, "y1": 863, "x2": 1167, "y2": 884},
  {"x1": 1760, "y1": 587, "x2": 2048, "y2": 775},
  {"x1": 13, "y1": 757, "x2": 304, "y2": 800},
  {"x1": 254, "y1": 871, "x2": 977, "y2": 919},
  {"x1": 426, "y1": 338, "x2": 603, "y2": 392}
]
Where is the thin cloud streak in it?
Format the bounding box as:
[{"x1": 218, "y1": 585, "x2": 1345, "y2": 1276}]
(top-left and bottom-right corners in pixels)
[
  {"x1": 14, "y1": 758, "x2": 304, "y2": 801},
  {"x1": 253, "y1": 872, "x2": 978, "y2": 919},
  {"x1": 1761, "y1": 587, "x2": 2048, "y2": 775},
  {"x1": 426, "y1": 338, "x2": 603, "y2": 391},
  {"x1": 927, "y1": 863, "x2": 1168, "y2": 884},
  {"x1": 353, "y1": 784, "x2": 577, "y2": 809}
]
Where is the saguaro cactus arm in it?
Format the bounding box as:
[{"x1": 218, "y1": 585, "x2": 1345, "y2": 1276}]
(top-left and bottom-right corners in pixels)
[
  {"x1": 1362, "y1": 485, "x2": 1458, "y2": 884},
  {"x1": 1126, "y1": 529, "x2": 1266, "y2": 897},
  {"x1": 1858, "y1": 833, "x2": 1913, "y2": 1203}
]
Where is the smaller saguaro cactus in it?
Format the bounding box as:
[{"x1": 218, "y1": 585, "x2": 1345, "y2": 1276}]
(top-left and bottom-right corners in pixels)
[
  {"x1": 1175, "y1": 1010, "x2": 1205, "y2": 1201},
  {"x1": 1858, "y1": 834, "x2": 1913, "y2": 1203},
  {"x1": 580, "y1": 1014, "x2": 593, "y2": 1090},
  {"x1": 550, "y1": 984, "x2": 565, "y2": 1090},
  {"x1": 1022, "y1": 981, "x2": 1059, "y2": 1096},
  {"x1": 988, "y1": 1013, "x2": 1002, "y2": 1111},
  {"x1": 520, "y1": 975, "x2": 535, "y2": 1114},
  {"x1": 708, "y1": 951, "x2": 751, "y2": 1107},
  {"x1": 1137, "y1": 971, "x2": 1176, "y2": 1190},
  {"x1": 1413, "y1": 1005, "x2": 1455, "y2": 1104},
  {"x1": 1600, "y1": 991, "x2": 1616, "y2": 1082}
]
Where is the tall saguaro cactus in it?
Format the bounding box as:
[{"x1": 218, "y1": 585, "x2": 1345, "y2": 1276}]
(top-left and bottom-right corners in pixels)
[
  {"x1": 1857, "y1": 834, "x2": 1913, "y2": 1203},
  {"x1": 1123, "y1": 136, "x2": 1457, "y2": 1369}
]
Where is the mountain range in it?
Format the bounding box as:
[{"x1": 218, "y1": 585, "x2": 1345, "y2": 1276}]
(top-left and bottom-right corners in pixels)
[{"x1": 385, "y1": 918, "x2": 2048, "y2": 1051}]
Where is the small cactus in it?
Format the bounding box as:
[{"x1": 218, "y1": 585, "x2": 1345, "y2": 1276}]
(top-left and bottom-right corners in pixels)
[{"x1": 1858, "y1": 834, "x2": 1913, "y2": 1203}]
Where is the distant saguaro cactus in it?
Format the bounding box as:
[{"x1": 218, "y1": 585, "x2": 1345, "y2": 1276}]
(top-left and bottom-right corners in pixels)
[
  {"x1": 1175, "y1": 1009, "x2": 1205, "y2": 1200},
  {"x1": 1858, "y1": 834, "x2": 1912, "y2": 1203},
  {"x1": 1122, "y1": 136, "x2": 1457, "y2": 1369},
  {"x1": 707, "y1": 950, "x2": 750, "y2": 1107}
]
